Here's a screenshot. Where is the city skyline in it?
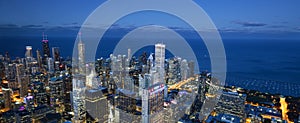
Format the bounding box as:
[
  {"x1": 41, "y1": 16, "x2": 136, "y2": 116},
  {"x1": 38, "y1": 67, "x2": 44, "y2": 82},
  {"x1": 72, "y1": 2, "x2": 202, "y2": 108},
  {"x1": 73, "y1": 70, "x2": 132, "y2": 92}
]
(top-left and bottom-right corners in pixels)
[
  {"x1": 0, "y1": 34, "x2": 299, "y2": 122},
  {"x1": 0, "y1": 1, "x2": 300, "y2": 123}
]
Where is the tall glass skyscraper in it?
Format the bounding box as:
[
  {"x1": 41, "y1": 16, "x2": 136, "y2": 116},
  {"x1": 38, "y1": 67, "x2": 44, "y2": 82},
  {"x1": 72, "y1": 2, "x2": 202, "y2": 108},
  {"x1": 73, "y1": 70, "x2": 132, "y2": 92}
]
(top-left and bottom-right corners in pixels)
[
  {"x1": 72, "y1": 34, "x2": 87, "y2": 123},
  {"x1": 52, "y1": 47, "x2": 60, "y2": 71},
  {"x1": 52, "y1": 47, "x2": 60, "y2": 62},
  {"x1": 142, "y1": 43, "x2": 166, "y2": 123},
  {"x1": 25, "y1": 46, "x2": 32, "y2": 58},
  {"x1": 36, "y1": 50, "x2": 42, "y2": 71},
  {"x1": 154, "y1": 43, "x2": 165, "y2": 84},
  {"x1": 42, "y1": 33, "x2": 50, "y2": 58},
  {"x1": 78, "y1": 38, "x2": 85, "y2": 75}
]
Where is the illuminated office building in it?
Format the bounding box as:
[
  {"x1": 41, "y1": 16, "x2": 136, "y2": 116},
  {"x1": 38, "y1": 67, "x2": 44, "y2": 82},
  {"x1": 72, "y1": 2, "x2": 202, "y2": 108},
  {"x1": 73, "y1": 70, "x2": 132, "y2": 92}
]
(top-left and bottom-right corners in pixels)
[
  {"x1": 128, "y1": 48, "x2": 131, "y2": 60},
  {"x1": 1, "y1": 110, "x2": 16, "y2": 122},
  {"x1": 25, "y1": 46, "x2": 32, "y2": 58},
  {"x1": 52, "y1": 47, "x2": 60, "y2": 62},
  {"x1": 86, "y1": 62, "x2": 98, "y2": 89},
  {"x1": 42, "y1": 33, "x2": 50, "y2": 59},
  {"x1": 215, "y1": 91, "x2": 246, "y2": 122},
  {"x1": 190, "y1": 75, "x2": 206, "y2": 115},
  {"x1": 16, "y1": 110, "x2": 32, "y2": 123},
  {"x1": 141, "y1": 43, "x2": 166, "y2": 123},
  {"x1": 24, "y1": 95, "x2": 34, "y2": 111},
  {"x1": 49, "y1": 77, "x2": 64, "y2": 106},
  {"x1": 52, "y1": 47, "x2": 60, "y2": 71},
  {"x1": 86, "y1": 87, "x2": 108, "y2": 123},
  {"x1": 15, "y1": 63, "x2": 30, "y2": 98},
  {"x1": 31, "y1": 105, "x2": 54, "y2": 122},
  {"x1": 115, "y1": 89, "x2": 140, "y2": 123},
  {"x1": 180, "y1": 59, "x2": 188, "y2": 80},
  {"x1": 72, "y1": 33, "x2": 86, "y2": 122},
  {"x1": 36, "y1": 50, "x2": 42, "y2": 71},
  {"x1": 166, "y1": 57, "x2": 181, "y2": 85},
  {"x1": 30, "y1": 82, "x2": 47, "y2": 107},
  {"x1": 19, "y1": 75, "x2": 30, "y2": 98},
  {"x1": 2, "y1": 88, "x2": 12, "y2": 110},
  {"x1": 5, "y1": 63, "x2": 13, "y2": 80},
  {"x1": 188, "y1": 61, "x2": 195, "y2": 77},
  {"x1": 142, "y1": 83, "x2": 165, "y2": 123},
  {"x1": 7, "y1": 63, "x2": 17, "y2": 86},
  {"x1": 47, "y1": 58, "x2": 54, "y2": 73},
  {"x1": 154, "y1": 43, "x2": 165, "y2": 84},
  {"x1": 78, "y1": 34, "x2": 85, "y2": 75}
]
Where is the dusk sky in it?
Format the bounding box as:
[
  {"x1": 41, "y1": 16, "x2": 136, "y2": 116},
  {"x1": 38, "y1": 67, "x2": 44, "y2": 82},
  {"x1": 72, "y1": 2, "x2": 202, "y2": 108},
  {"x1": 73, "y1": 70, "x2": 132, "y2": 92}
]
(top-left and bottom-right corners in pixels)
[{"x1": 0, "y1": 0, "x2": 300, "y2": 39}]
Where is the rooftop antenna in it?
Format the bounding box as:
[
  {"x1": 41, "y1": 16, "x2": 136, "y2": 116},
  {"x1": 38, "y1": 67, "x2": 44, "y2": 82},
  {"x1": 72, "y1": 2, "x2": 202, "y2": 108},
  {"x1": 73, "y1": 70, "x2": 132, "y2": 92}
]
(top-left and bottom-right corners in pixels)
[
  {"x1": 78, "y1": 32, "x2": 82, "y2": 41},
  {"x1": 42, "y1": 32, "x2": 48, "y2": 42}
]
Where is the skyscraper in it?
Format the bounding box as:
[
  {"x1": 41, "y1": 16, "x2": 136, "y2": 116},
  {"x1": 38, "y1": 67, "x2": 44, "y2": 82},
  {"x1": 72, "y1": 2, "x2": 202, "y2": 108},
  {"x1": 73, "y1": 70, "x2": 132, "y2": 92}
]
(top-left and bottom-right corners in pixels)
[
  {"x1": 180, "y1": 59, "x2": 188, "y2": 80},
  {"x1": 142, "y1": 83, "x2": 165, "y2": 123},
  {"x1": 36, "y1": 50, "x2": 42, "y2": 71},
  {"x1": 42, "y1": 33, "x2": 50, "y2": 59},
  {"x1": 85, "y1": 62, "x2": 97, "y2": 89},
  {"x1": 115, "y1": 89, "x2": 140, "y2": 123},
  {"x1": 47, "y1": 58, "x2": 54, "y2": 73},
  {"x1": 128, "y1": 48, "x2": 131, "y2": 60},
  {"x1": 188, "y1": 61, "x2": 195, "y2": 78},
  {"x1": 141, "y1": 43, "x2": 166, "y2": 123},
  {"x1": 166, "y1": 57, "x2": 181, "y2": 85},
  {"x1": 52, "y1": 47, "x2": 60, "y2": 71},
  {"x1": 7, "y1": 63, "x2": 18, "y2": 89},
  {"x1": 214, "y1": 91, "x2": 246, "y2": 122},
  {"x1": 2, "y1": 88, "x2": 12, "y2": 110},
  {"x1": 78, "y1": 34, "x2": 85, "y2": 75},
  {"x1": 52, "y1": 47, "x2": 60, "y2": 62},
  {"x1": 72, "y1": 33, "x2": 86, "y2": 123},
  {"x1": 5, "y1": 52, "x2": 10, "y2": 62},
  {"x1": 16, "y1": 63, "x2": 29, "y2": 98},
  {"x1": 85, "y1": 88, "x2": 108, "y2": 123},
  {"x1": 154, "y1": 43, "x2": 165, "y2": 84},
  {"x1": 25, "y1": 46, "x2": 32, "y2": 58},
  {"x1": 49, "y1": 77, "x2": 65, "y2": 105}
]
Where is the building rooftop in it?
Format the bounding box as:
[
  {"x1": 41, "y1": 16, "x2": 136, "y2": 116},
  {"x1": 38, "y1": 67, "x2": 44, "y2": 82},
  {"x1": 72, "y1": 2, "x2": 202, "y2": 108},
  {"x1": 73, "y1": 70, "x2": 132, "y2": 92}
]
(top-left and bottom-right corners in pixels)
[
  {"x1": 216, "y1": 113, "x2": 241, "y2": 123},
  {"x1": 117, "y1": 88, "x2": 135, "y2": 95}
]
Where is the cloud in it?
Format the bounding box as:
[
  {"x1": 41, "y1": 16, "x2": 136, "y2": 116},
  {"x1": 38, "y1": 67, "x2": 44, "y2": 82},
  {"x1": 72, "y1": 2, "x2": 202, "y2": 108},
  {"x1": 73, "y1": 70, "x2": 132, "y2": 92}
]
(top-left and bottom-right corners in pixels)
[
  {"x1": 0, "y1": 24, "x2": 19, "y2": 28},
  {"x1": 168, "y1": 26, "x2": 190, "y2": 31},
  {"x1": 0, "y1": 24, "x2": 45, "y2": 30},
  {"x1": 218, "y1": 28, "x2": 245, "y2": 32},
  {"x1": 63, "y1": 22, "x2": 79, "y2": 25},
  {"x1": 232, "y1": 21, "x2": 267, "y2": 27},
  {"x1": 22, "y1": 24, "x2": 43, "y2": 28},
  {"x1": 107, "y1": 23, "x2": 137, "y2": 30},
  {"x1": 268, "y1": 25, "x2": 286, "y2": 28}
]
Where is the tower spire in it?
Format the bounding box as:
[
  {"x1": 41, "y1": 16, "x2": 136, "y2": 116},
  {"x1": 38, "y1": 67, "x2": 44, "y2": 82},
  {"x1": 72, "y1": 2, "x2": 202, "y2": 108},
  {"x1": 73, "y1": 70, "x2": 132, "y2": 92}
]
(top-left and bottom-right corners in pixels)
[
  {"x1": 42, "y1": 32, "x2": 48, "y2": 42},
  {"x1": 78, "y1": 32, "x2": 82, "y2": 42},
  {"x1": 42, "y1": 32, "x2": 45, "y2": 40}
]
